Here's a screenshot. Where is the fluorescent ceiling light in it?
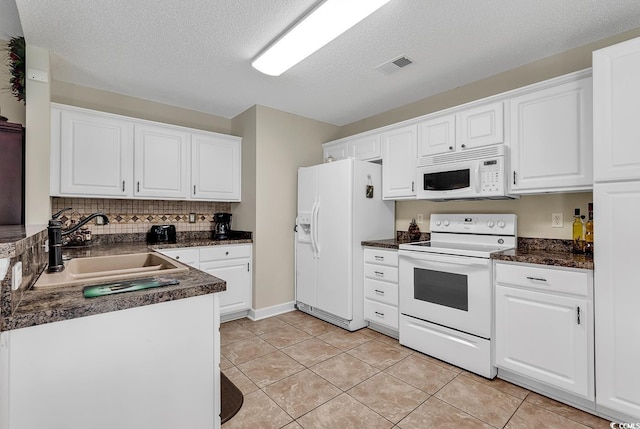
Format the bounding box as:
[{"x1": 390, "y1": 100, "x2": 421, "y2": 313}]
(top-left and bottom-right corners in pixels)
[{"x1": 252, "y1": 0, "x2": 391, "y2": 76}]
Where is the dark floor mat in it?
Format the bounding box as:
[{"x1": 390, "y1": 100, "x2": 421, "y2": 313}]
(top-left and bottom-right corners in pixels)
[{"x1": 220, "y1": 371, "x2": 244, "y2": 424}]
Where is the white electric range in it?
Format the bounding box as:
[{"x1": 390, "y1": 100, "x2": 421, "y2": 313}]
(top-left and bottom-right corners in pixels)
[{"x1": 398, "y1": 213, "x2": 517, "y2": 378}]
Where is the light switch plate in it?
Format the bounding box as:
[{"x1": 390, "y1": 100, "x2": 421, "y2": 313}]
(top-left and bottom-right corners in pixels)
[{"x1": 12, "y1": 261, "x2": 22, "y2": 291}]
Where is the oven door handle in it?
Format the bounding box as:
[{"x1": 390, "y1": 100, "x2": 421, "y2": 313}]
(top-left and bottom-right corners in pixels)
[{"x1": 399, "y1": 251, "x2": 489, "y2": 267}]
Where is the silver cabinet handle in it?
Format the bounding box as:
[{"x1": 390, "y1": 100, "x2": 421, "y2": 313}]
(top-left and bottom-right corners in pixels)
[
  {"x1": 247, "y1": 262, "x2": 250, "y2": 272},
  {"x1": 526, "y1": 276, "x2": 547, "y2": 282},
  {"x1": 411, "y1": 181, "x2": 415, "y2": 192},
  {"x1": 374, "y1": 256, "x2": 384, "y2": 261},
  {"x1": 513, "y1": 171, "x2": 517, "y2": 185},
  {"x1": 374, "y1": 271, "x2": 384, "y2": 277},
  {"x1": 374, "y1": 311, "x2": 384, "y2": 318},
  {"x1": 122, "y1": 180, "x2": 125, "y2": 192},
  {"x1": 137, "y1": 181, "x2": 140, "y2": 192},
  {"x1": 193, "y1": 185, "x2": 196, "y2": 195},
  {"x1": 374, "y1": 289, "x2": 385, "y2": 295},
  {"x1": 577, "y1": 307, "x2": 581, "y2": 325}
]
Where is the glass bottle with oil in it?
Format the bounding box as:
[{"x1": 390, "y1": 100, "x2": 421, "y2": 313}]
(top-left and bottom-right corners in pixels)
[
  {"x1": 584, "y1": 203, "x2": 594, "y2": 254},
  {"x1": 572, "y1": 208, "x2": 584, "y2": 254}
]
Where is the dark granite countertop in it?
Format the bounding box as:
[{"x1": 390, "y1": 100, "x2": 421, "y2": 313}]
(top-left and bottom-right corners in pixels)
[
  {"x1": 2, "y1": 232, "x2": 254, "y2": 331},
  {"x1": 491, "y1": 248, "x2": 594, "y2": 270},
  {"x1": 361, "y1": 234, "x2": 593, "y2": 270}
]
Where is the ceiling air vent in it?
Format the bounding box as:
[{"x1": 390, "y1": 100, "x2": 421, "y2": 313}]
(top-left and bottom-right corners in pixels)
[{"x1": 375, "y1": 55, "x2": 414, "y2": 74}]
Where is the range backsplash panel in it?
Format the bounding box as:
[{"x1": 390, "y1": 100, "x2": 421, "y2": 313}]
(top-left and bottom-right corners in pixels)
[{"x1": 52, "y1": 198, "x2": 231, "y2": 235}]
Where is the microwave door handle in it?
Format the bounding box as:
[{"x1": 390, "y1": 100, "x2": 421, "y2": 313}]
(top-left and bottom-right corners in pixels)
[{"x1": 474, "y1": 162, "x2": 481, "y2": 193}]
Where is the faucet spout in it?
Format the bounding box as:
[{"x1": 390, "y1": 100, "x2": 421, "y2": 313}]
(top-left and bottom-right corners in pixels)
[{"x1": 47, "y1": 211, "x2": 110, "y2": 273}]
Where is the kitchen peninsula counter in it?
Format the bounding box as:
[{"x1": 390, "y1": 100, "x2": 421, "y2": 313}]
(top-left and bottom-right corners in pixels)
[{"x1": 1, "y1": 229, "x2": 253, "y2": 331}]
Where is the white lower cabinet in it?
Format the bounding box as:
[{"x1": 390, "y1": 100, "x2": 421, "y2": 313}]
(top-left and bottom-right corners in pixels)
[
  {"x1": 363, "y1": 247, "x2": 399, "y2": 335},
  {"x1": 0, "y1": 294, "x2": 220, "y2": 429},
  {"x1": 157, "y1": 244, "x2": 252, "y2": 319},
  {"x1": 494, "y1": 261, "x2": 594, "y2": 402}
]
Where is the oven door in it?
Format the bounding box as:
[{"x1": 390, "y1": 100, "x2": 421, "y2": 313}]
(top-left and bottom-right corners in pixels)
[{"x1": 399, "y1": 250, "x2": 492, "y2": 338}]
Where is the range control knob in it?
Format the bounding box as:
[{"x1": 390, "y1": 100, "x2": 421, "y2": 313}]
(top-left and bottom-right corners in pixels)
[
  {"x1": 497, "y1": 220, "x2": 506, "y2": 228},
  {"x1": 443, "y1": 220, "x2": 450, "y2": 227},
  {"x1": 435, "y1": 220, "x2": 441, "y2": 226},
  {"x1": 487, "y1": 221, "x2": 495, "y2": 228}
]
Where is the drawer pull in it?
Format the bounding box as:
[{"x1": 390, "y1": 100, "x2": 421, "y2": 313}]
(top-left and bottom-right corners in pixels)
[
  {"x1": 374, "y1": 271, "x2": 384, "y2": 277},
  {"x1": 226, "y1": 251, "x2": 229, "y2": 255},
  {"x1": 175, "y1": 256, "x2": 180, "y2": 260},
  {"x1": 374, "y1": 289, "x2": 385, "y2": 295},
  {"x1": 374, "y1": 256, "x2": 384, "y2": 261},
  {"x1": 374, "y1": 311, "x2": 385, "y2": 318},
  {"x1": 526, "y1": 276, "x2": 547, "y2": 282}
]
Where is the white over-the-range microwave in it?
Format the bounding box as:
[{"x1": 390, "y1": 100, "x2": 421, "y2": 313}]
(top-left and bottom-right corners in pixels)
[{"x1": 416, "y1": 145, "x2": 518, "y2": 201}]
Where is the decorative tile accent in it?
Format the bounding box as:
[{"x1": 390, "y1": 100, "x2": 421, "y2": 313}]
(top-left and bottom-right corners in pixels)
[{"x1": 52, "y1": 197, "x2": 231, "y2": 235}]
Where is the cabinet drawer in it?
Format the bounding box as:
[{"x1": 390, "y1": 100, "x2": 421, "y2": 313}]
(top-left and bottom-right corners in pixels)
[
  {"x1": 200, "y1": 245, "x2": 251, "y2": 262},
  {"x1": 363, "y1": 248, "x2": 398, "y2": 267},
  {"x1": 364, "y1": 300, "x2": 399, "y2": 329},
  {"x1": 364, "y1": 263, "x2": 398, "y2": 283},
  {"x1": 364, "y1": 279, "x2": 398, "y2": 306},
  {"x1": 495, "y1": 262, "x2": 590, "y2": 297},
  {"x1": 156, "y1": 248, "x2": 199, "y2": 268}
]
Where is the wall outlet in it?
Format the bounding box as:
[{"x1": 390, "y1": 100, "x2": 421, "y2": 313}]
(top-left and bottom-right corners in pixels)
[
  {"x1": 189, "y1": 213, "x2": 196, "y2": 223},
  {"x1": 552, "y1": 213, "x2": 563, "y2": 228},
  {"x1": 417, "y1": 214, "x2": 424, "y2": 224},
  {"x1": 95, "y1": 216, "x2": 104, "y2": 225}
]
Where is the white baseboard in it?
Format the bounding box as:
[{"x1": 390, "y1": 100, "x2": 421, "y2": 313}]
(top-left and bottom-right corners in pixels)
[{"x1": 248, "y1": 301, "x2": 296, "y2": 321}]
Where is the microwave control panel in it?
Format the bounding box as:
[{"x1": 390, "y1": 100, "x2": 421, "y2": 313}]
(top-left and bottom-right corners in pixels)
[{"x1": 479, "y1": 158, "x2": 504, "y2": 194}]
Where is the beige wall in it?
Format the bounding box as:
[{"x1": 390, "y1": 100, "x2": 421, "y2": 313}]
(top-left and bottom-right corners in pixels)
[
  {"x1": 52, "y1": 81, "x2": 232, "y2": 135},
  {"x1": 252, "y1": 106, "x2": 339, "y2": 310},
  {"x1": 24, "y1": 45, "x2": 51, "y2": 225},
  {"x1": 0, "y1": 39, "x2": 26, "y2": 125},
  {"x1": 397, "y1": 193, "x2": 592, "y2": 239}
]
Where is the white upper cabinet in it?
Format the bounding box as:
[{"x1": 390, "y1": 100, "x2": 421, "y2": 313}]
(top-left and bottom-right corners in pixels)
[
  {"x1": 51, "y1": 103, "x2": 241, "y2": 201},
  {"x1": 382, "y1": 124, "x2": 417, "y2": 200},
  {"x1": 417, "y1": 102, "x2": 504, "y2": 158},
  {"x1": 191, "y1": 132, "x2": 241, "y2": 201},
  {"x1": 349, "y1": 134, "x2": 381, "y2": 161},
  {"x1": 509, "y1": 73, "x2": 593, "y2": 193},
  {"x1": 134, "y1": 124, "x2": 190, "y2": 199},
  {"x1": 593, "y1": 37, "x2": 640, "y2": 182},
  {"x1": 457, "y1": 101, "x2": 504, "y2": 150},
  {"x1": 322, "y1": 134, "x2": 381, "y2": 162},
  {"x1": 52, "y1": 107, "x2": 133, "y2": 197},
  {"x1": 417, "y1": 114, "x2": 456, "y2": 157}
]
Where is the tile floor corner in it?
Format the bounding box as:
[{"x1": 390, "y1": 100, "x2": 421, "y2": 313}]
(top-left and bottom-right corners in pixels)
[{"x1": 220, "y1": 311, "x2": 611, "y2": 429}]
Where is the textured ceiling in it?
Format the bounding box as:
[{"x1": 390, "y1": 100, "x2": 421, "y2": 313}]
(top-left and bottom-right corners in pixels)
[{"x1": 7, "y1": 0, "x2": 640, "y2": 125}]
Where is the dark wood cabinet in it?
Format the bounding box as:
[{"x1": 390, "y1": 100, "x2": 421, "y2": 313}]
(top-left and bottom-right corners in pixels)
[{"x1": 0, "y1": 121, "x2": 25, "y2": 225}]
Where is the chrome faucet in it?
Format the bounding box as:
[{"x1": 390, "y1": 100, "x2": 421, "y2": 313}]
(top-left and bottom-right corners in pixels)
[{"x1": 47, "y1": 208, "x2": 110, "y2": 273}]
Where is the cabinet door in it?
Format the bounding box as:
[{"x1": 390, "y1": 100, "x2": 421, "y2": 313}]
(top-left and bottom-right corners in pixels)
[
  {"x1": 191, "y1": 132, "x2": 241, "y2": 201},
  {"x1": 382, "y1": 125, "x2": 417, "y2": 199},
  {"x1": 348, "y1": 135, "x2": 381, "y2": 161},
  {"x1": 57, "y1": 108, "x2": 133, "y2": 197},
  {"x1": 201, "y1": 259, "x2": 251, "y2": 315},
  {"x1": 510, "y1": 77, "x2": 593, "y2": 193},
  {"x1": 457, "y1": 101, "x2": 504, "y2": 150},
  {"x1": 495, "y1": 285, "x2": 591, "y2": 398},
  {"x1": 322, "y1": 142, "x2": 347, "y2": 162},
  {"x1": 134, "y1": 124, "x2": 190, "y2": 199},
  {"x1": 594, "y1": 182, "x2": 640, "y2": 418},
  {"x1": 593, "y1": 37, "x2": 640, "y2": 182},
  {"x1": 417, "y1": 114, "x2": 456, "y2": 157}
]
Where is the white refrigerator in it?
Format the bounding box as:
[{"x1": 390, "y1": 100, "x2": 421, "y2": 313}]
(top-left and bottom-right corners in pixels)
[{"x1": 296, "y1": 158, "x2": 394, "y2": 331}]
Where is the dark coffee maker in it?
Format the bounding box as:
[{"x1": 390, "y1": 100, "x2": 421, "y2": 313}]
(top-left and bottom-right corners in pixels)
[{"x1": 213, "y1": 212, "x2": 232, "y2": 239}]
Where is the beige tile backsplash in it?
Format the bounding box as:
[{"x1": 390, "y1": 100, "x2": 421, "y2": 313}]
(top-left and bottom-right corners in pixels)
[{"x1": 52, "y1": 198, "x2": 231, "y2": 235}]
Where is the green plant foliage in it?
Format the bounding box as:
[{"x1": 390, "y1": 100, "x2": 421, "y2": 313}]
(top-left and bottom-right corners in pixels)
[{"x1": 3, "y1": 36, "x2": 26, "y2": 103}]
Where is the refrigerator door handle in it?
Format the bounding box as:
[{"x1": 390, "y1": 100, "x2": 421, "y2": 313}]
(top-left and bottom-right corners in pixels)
[
  {"x1": 310, "y1": 199, "x2": 319, "y2": 258},
  {"x1": 312, "y1": 199, "x2": 320, "y2": 257}
]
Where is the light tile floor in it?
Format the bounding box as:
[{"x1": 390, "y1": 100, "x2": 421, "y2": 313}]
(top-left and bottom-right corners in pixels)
[{"x1": 221, "y1": 311, "x2": 610, "y2": 429}]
